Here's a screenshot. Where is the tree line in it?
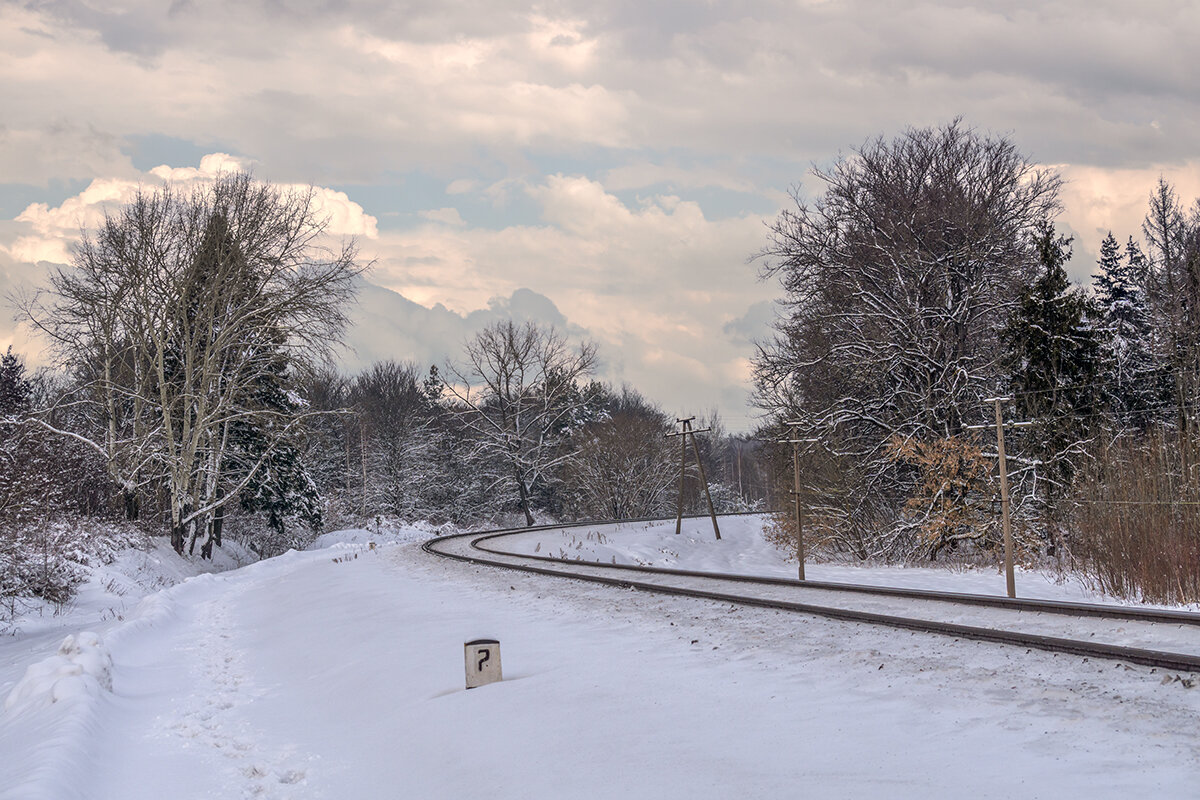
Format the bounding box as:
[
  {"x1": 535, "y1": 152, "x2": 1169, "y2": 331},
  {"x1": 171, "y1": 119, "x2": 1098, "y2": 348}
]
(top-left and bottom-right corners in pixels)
[{"x1": 754, "y1": 119, "x2": 1200, "y2": 601}]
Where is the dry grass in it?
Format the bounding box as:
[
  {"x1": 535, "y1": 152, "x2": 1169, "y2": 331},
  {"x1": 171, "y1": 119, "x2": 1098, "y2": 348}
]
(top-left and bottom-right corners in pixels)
[{"x1": 1070, "y1": 432, "x2": 1200, "y2": 604}]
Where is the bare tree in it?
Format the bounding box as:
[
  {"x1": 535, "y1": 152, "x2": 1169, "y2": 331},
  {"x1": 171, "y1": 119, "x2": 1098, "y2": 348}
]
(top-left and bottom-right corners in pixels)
[
  {"x1": 20, "y1": 173, "x2": 364, "y2": 555},
  {"x1": 444, "y1": 320, "x2": 597, "y2": 526},
  {"x1": 562, "y1": 387, "x2": 676, "y2": 520},
  {"x1": 753, "y1": 120, "x2": 1061, "y2": 558},
  {"x1": 1142, "y1": 178, "x2": 1198, "y2": 476},
  {"x1": 351, "y1": 360, "x2": 444, "y2": 520}
]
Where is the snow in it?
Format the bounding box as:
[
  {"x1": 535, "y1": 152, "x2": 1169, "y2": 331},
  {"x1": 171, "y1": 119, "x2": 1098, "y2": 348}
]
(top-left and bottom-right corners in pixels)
[
  {"x1": 306, "y1": 520, "x2": 448, "y2": 550},
  {"x1": 1, "y1": 518, "x2": 1198, "y2": 798},
  {"x1": 4, "y1": 632, "x2": 112, "y2": 714}
]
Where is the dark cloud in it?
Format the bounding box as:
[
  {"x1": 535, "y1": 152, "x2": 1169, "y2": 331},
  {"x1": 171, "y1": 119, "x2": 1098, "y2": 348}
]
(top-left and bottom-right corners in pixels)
[
  {"x1": 11, "y1": 0, "x2": 1199, "y2": 187},
  {"x1": 31, "y1": 0, "x2": 182, "y2": 58}
]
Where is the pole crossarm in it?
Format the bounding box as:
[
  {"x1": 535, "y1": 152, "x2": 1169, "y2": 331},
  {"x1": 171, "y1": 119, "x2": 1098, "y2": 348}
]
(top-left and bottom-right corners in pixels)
[{"x1": 666, "y1": 427, "x2": 712, "y2": 438}]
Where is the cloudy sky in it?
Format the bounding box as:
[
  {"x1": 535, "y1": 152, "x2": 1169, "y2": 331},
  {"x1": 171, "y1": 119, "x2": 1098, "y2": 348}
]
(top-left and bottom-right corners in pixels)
[{"x1": 3, "y1": 0, "x2": 1200, "y2": 431}]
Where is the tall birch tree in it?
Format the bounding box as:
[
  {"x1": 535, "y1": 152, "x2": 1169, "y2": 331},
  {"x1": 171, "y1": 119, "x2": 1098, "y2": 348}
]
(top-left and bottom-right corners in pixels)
[{"x1": 21, "y1": 173, "x2": 363, "y2": 555}]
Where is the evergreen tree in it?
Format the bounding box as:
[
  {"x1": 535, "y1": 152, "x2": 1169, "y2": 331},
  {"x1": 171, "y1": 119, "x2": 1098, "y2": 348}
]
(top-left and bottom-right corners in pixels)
[
  {"x1": 0, "y1": 347, "x2": 38, "y2": 524},
  {"x1": 1004, "y1": 221, "x2": 1104, "y2": 492},
  {"x1": 227, "y1": 333, "x2": 322, "y2": 557},
  {"x1": 1092, "y1": 232, "x2": 1158, "y2": 428},
  {"x1": 1142, "y1": 178, "x2": 1193, "y2": 452},
  {"x1": 0, "y1": 347, "x2": 32, "y2": 417},
  {"x1": 1125, "y1": 236, "x2": 1150, "y2": 295}
]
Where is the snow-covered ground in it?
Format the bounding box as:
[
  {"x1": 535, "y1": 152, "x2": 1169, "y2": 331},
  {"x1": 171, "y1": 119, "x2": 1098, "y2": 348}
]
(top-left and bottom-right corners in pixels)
[
  {"x1": 0, "y1": 537, "x2": 253, "y2": 709},
  {"x1": 2, "y1": 519, "x2": 1198, "y2": 798}
]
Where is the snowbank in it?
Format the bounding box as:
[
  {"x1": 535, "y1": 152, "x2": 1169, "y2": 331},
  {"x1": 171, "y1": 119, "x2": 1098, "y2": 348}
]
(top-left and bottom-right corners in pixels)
[{"x1": 3, "y1": 633, "x2": 113, "y2": 715}]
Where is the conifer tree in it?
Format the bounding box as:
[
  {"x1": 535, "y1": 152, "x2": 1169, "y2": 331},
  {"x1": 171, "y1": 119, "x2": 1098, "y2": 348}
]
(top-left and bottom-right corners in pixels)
[
  {"x1": 230, "y1": 338, "x2": 322, "y2": 556},
  {"x1": 1092, "y1": 232, "x2": 1158, "y2": 428},
  {"x1": 1142, "y1": 178, "x2": 1192, "y2": 458},
  {"x1": 1004, "y1": 221, "x2": 1104, "y2": 493},
  {"x1": 0, "y1": 347, "x2": 32, "y2": 417}
]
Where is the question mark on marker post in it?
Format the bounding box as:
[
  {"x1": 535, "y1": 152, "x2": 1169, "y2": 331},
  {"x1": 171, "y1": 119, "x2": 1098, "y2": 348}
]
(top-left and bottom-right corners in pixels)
[{"x1": 477, "y1": 648, "x2": 490, "y2": 671}]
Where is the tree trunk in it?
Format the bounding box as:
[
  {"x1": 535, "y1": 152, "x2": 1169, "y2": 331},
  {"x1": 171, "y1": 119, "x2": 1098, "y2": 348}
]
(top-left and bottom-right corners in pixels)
[
  {"x1": 515, "y1": 470, "x2": 534, "y2": 526},
  {"x1": 200, "y1": 504, "x2": 222, "y2": 560},
  {"x1": 213, "y1": 498, "x2": 223, "y2": 547},
  {"x1": 122, "y1": 487, "x2": 139, "y2": 521}
]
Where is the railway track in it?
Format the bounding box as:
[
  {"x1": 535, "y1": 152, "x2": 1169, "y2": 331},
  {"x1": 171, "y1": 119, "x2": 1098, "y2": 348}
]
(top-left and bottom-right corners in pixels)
[{"x1": 423, "y1": 515, "x2": 1200, "y2": 673}]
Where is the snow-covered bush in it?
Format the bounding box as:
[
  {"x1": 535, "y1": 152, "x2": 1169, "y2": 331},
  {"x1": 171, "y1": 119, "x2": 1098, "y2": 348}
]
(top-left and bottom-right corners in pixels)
[
  {"x1": 0, "y1": 519, "x2": 151, "y2": 624},
  {"x1": 4, "y1": 631, "x2": 113, "y2": 714}
]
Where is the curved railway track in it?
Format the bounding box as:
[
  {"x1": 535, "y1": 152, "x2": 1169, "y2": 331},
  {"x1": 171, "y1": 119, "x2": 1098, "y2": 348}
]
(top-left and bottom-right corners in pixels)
[{"x1": 423, "y1": 515, "x2": 1200, "y2": 673}]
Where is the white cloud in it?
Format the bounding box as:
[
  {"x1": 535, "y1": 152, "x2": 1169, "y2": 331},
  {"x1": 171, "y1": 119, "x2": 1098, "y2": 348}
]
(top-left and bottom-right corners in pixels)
[
  {"x1": 601, "y1": 163, "x2": 758, "y2": 193},
  {"x1": 1037, "y1": 161, "x2": 1200, "y2": 283},
  {"x1": 1058, "y1": 161, "x2": 1200, "y2": 245},
  {"x1": 16, "y1": 153, "x2": 1200, "y2": 428},
  {"x1": 525, "y1": 14, "x2": 599, "y2": 72},
  {"x1": 0, "y1": 123, "x2": 137, "y2": 186},
  {"x1": 5, "y1": 156, "x2": 379, "y2": 269},
  {"x1": 6, "y1": 0, "x2": 1200, "y2": 427},
  {"x1": 445, "y1": 179, "x2": 478, "y2": 195},
  {"x1": 309, "y1": 187, "x2": 379, "y2": 238},
  {"x1": 148, "y1": 152, "x2": 251, "y2": 182}
]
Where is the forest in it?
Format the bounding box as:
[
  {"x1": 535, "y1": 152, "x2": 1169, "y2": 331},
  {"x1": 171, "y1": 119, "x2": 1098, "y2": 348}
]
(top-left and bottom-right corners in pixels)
[{"x1": 4, "y1": 119, "x2": 1200, "y2": 617}]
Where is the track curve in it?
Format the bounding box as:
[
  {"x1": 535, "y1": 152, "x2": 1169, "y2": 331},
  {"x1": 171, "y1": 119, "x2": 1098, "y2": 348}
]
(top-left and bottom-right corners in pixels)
[{"x1": 423, "y1": 514, "x2": 1200, "y2": 673}]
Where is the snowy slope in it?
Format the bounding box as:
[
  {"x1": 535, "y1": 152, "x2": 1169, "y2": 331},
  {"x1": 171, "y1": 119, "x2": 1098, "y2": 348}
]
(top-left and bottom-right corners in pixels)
[{"x1": 2, "y1": 522, "x2": 1198, "y2": 799}]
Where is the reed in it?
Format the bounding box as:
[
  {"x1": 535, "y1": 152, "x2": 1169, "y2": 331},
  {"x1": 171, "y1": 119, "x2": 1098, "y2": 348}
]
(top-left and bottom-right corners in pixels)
[{"x1": 1070, "y1": 430, "x2": 1200, "y2": 604}]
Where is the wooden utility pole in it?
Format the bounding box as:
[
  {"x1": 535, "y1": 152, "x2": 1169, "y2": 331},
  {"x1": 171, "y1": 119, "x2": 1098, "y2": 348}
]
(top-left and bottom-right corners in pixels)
[
  {"x1": 667, "y1": 417, "x2": 721, "y2": 540},
  {"x1": 690, "y1": 429, "x2": 722, "y2": 540},
  {"x1": 779, "y1": 423, "x2": 819, "y2": 581},
  {"x1": 993, "y1": 398, "x2": 1015, "y2": 599},
  {"x1": 675, "y1": 417, "x2": 692, "y2": 535},
  {"x1": 969, "y1": 398, "x2": 1032, "y2": 599}
]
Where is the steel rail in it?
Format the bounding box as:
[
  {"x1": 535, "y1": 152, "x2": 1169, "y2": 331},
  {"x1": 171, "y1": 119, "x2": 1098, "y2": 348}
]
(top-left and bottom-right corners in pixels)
[
  {"x1": 422, "y1": 516, "x2": 1200, "y2": 673},
  {"x1": 470, "y1": 530, "x2": 1200, "y2": 626}
]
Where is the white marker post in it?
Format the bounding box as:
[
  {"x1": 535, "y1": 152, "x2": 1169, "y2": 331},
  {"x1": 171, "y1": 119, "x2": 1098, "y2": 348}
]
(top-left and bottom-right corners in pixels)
[{"x1": 465, "y1": 639, "x2": 502, "y2": 689}]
